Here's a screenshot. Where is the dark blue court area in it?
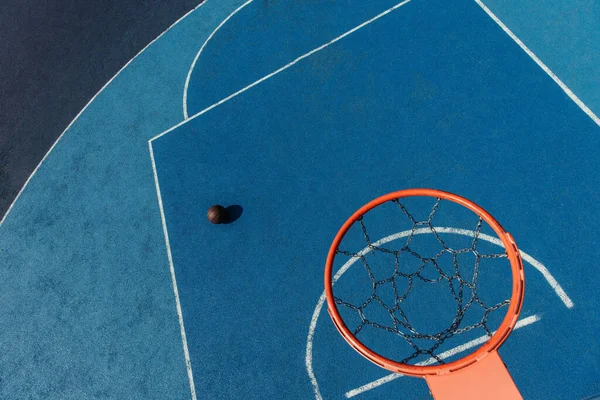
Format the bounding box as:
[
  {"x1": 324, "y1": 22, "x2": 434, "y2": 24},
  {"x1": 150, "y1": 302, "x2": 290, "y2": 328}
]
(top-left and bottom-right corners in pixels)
[
  {"x1": 1, "y1": 0, "x2": 599, "y2": 398},
  {"x1": 152, "y1": 0, "x2": 599, "y2": 398}
]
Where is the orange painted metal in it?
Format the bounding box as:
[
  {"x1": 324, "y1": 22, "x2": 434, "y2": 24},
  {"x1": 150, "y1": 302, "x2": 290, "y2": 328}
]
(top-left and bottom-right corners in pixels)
[{"x1": 425, "y1": 350, "x2": 522, "y2": 399}]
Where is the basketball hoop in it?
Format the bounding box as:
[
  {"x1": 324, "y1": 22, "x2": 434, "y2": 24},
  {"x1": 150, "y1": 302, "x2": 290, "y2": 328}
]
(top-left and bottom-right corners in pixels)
[{"x1": 324, "y1": 189, "x2": 524, "y2": 399}]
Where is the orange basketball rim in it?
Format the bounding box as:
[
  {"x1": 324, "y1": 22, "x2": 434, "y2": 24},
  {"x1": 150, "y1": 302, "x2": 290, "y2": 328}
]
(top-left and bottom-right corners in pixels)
[{"x1": 324, "y1": 188, "x2": 525, "y2": 399}]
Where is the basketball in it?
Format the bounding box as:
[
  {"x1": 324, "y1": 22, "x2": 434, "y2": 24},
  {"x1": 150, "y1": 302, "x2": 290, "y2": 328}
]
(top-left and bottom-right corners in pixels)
[{"x1": 207, "y1": 205, "x2": 227, "y2": 224}]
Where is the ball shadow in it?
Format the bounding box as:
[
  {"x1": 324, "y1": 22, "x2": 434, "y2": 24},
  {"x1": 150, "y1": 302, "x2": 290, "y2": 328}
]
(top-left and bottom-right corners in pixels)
[{"x1": 223, "y1": 205, "x2": 243, "y2": 224}]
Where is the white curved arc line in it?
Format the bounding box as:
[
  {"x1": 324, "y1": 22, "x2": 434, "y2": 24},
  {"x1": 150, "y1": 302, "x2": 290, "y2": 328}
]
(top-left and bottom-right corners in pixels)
[
  {"x1": 340, "y1": 226, "x2": 572, "y2": 307},
  {"x1": 182, "y1": 0, "x2": 254, "y2": 120},
  {"x1": 431, "y1": 228, "x2": 573, "y2": 308},
  {"x1": 0, "y1": 0, "x2": 208, "y2": 226},
  {"x1": 153, "y1": 0, "x2": 413, "y2": 142},
  {"x1": 306, "y1": 293, "x2": 327, "y2": 400},
  {"x1": 306, "y1": 227, "x2": 573, "y2": 399}
]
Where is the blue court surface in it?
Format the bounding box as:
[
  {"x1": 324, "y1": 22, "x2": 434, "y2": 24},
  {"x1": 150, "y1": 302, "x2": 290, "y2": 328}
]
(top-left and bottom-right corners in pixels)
[{"x1": 1, "y1": 0, "x2": 599, "y2": 398}]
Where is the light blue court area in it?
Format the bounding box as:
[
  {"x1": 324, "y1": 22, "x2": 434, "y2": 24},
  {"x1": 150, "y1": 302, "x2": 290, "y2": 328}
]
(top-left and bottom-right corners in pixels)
[
  {"x1": 152, "y1": 0, "x2": 600, "y2": 398},
  {"x1": 0, "y1": 1, "x2": 250, "y2": 398},
  {"x1": 1, "y1": 0, "x2": 599, "y2": 399}
]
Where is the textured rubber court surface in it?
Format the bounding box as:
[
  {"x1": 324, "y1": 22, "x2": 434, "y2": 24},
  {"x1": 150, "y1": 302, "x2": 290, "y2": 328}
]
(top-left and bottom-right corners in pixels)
[
  {"x1": 1, "y1": 0, "x2": 599, "y2": 398},
  {"x1": 0, "y1": 0, "x2": 201, "y2": 217}
]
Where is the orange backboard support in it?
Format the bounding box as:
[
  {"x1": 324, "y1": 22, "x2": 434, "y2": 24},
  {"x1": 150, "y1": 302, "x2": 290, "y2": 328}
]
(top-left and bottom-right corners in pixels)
[{"x1": 425, "y1": 350, "x2": 522, "y2": 400}]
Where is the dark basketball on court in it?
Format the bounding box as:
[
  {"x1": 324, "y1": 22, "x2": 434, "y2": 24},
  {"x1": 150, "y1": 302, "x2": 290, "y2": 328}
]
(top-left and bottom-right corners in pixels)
[{"x1": 207, "y1": 205, "x2": 227, "y2": 224}]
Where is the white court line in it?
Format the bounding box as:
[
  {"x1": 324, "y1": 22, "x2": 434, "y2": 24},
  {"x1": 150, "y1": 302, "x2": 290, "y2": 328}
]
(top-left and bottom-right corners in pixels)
[
  {"x1": 345, "y1": 314, "x2": 541, "y2": 398},
  {"x1": 519, "y1": 250, "x2": 573, "y2": 308},
  {"x1": 182, "y1": 0, "x2": 254, "y2": 120},
  {"x1": 155, "y1": 3, "x2": 413, "y2": 396},
  {"x1": 306, "y1": 227, "x2": 573, "y2": 400},
  {"x1": 0, "y1": 0, "x2": 209, "y2": 226},
  {"x1": 475, "y1": 0, "x2": 600, "y2": 127},
  {"x1": 149, "y1": 142, "x2": 197, "y2": 400},
  {"x1": 436, "y1": 228, "x2": 573, "y2": 308},
  {"x1": 150, "y1": 0, "x2": 413, "y2": 143}
]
